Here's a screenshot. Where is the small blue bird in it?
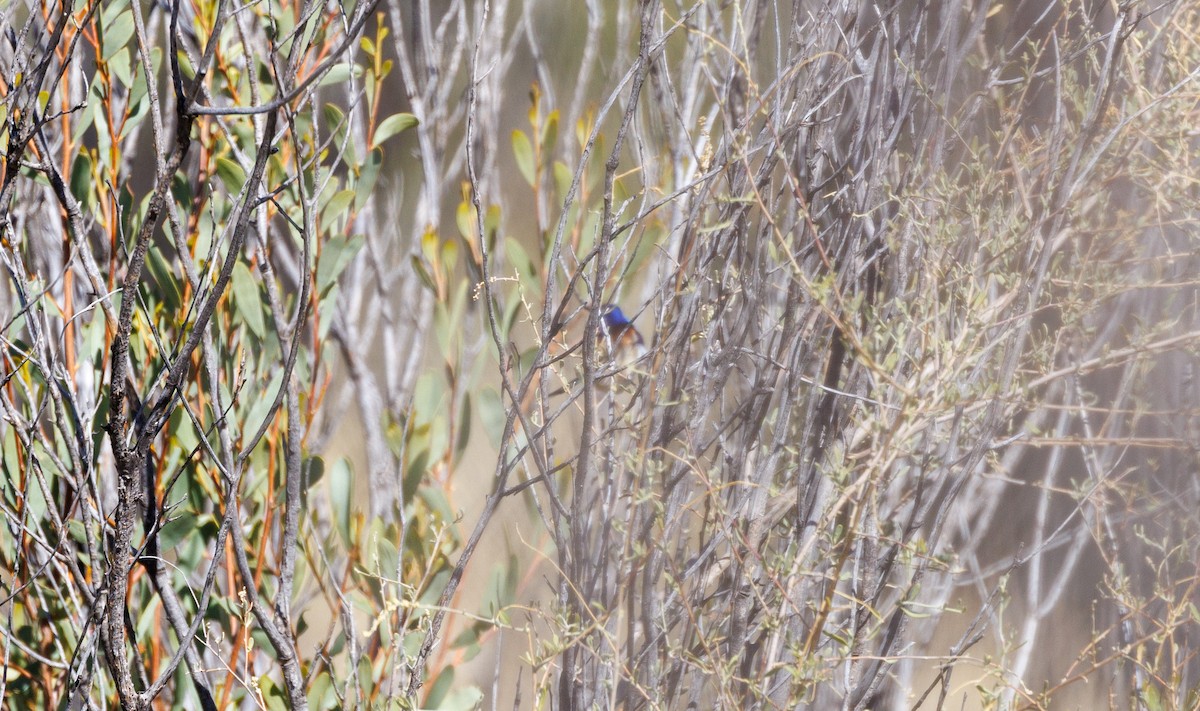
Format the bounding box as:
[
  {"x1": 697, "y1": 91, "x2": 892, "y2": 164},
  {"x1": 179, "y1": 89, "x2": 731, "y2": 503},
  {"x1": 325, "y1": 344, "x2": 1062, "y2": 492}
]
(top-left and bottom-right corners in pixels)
[{"x1": 598, "y1": 304, "x2": 647, "y2": 368}]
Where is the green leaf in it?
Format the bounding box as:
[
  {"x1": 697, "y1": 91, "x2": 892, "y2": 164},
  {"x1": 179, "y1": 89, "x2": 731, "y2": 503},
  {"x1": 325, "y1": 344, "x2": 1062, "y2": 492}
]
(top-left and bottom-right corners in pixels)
[
  {"x1": 319, "y1": 189, "x2": 355, "y2": 234},
  {"x1": 135, "y1": 597, "x2": 161, "y2": 640},
  {"x1": 215, "y1": 157, "x2": 246, "y2": 195},
  {"x1": 242, "y1": 369, "x2": 283, "y2": 439},
  {"x1": 175, "y1": 49, "x2": 195, "y2": 81},
  {"x1": 259, "y1": 673, "x2": 289, "y2": 711},
  {"x1": 374, "y1": 536, "x2": 398, "y2": 579},
  {"x1": 512, "y1": 129, "x2": 535, "y2": 186},
  {"x1": 450, "y1": 620, "x2": 488, "y2": 657},
  {"x1": 320, "y1": 104, "x2": 356, "y2": 165},
  {"x1": 424, "y1": 665, "x2": 454, "y2": 710},
  {"x1": 306, "y1": 456, "x2": 326, "y2": 490},
  {"x1": 307, "y1": 671, "x2": 335, "y2": 711},
  {"x1": 145, "y1": 244, "x2": 182, "y2": 312},
  {"x1": 440, "y1": 687, "x2": 485, "y2": 711},
  {"x1": 158, "y1": 514, "x2": 200, "y2": 551},
  {"x1": 455, "y1": 394, "x2": 471, "y2": 458},
  {"x1": 371, "y1": 112, "x2": 418, "y2": 148},
  {"x1": 128, "y1": 47, "x2": 160, "y2": 111},
  {"x1": 329, "y1": 458, "x2": 352, "y2": 546},
  {"x1": 541, "y1": 110, "x2": 559, "y2": 153},
  {"x1": 411, "y1": 255, "x2": 436, "y2": 292},
  {"x1": 120, "y1": 86, "x2": 152, "y2": 139},
  {"x1": 354, "y1": 148, "x2": 383, "y2": 210},
  {"x1": 421, "y1": 230, "x2": 440, "y2": 264},
  {"x1": 483, "y1": 204, "x2": 502, "y2": 243},
  {"x1": 108, "y1": 47, "x2": 133, "y2": 87},
  {"x1": 171, "y1": 172, "x2": 193, "y2": 209},
  {"x1": 500, "y1": 296, "x2": 521, "y2": 342},
  {"x1": 481, "y1": 557, "x2": 513, "y2": 617},
  {"x1": 504, "y1": 237, "x2": 539, "y2": 294},
  {"x1": 318, "y1": 63, "x2": 362, "y2": 87},
  {"x1": 71, "y1": 89, "x2": 98, "y2": 149},
  {"x1": 316, "y1": 233, "x2": 365, "y2": 295},
  {"x1": 402, "y1": 448, "x2": 427, "y2": 505},
  {"x1": 322, "y1": 103, "x2": 345, "y2": 131},
  {"x1": 553, "y1": 160, "x2": 572, "y2": 198},
  {"x1": 167, "y1": 407, "x2": 199, "y2": 453},
  {"x1": 413, "y1": 372, "x2": 444, "y2": 427},
  {"x1": 455, "y1": 201, "x2": 476, "y2": 241},
  {"x1": 442, "y1": 237, "x2": 459, "y2": 272},
  {"x1": 69, "y1": 152, "x2": 93, "y2": 210},
  {"x1": 316, "y1": 284, "x2": 339, "y2": 341},
  {"x1": 231, "y1": 261, "x2": 266, "y2": 338},
  {"x1": 102, "y1": 10, "x2": 135, "y2": 60},
  {"x1": 418, "y1": 568, "x2": 451, "y2": 611}
]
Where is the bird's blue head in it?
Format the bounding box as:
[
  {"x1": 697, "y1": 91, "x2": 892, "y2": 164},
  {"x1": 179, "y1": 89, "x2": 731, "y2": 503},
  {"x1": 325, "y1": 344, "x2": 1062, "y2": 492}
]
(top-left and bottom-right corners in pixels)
[
  {"x1": 600, "y1": 304, "x2": 633, "y2": 331},
  {"x1": 599, "y1": 304, "x2": 644, "y2": 355}
]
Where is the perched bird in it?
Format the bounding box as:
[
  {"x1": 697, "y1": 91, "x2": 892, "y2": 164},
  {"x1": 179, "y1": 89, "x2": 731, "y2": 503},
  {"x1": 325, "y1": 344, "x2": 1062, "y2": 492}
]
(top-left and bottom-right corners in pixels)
[{"x1": 598, "y1": 304, "x2": 647, "y2": 369}]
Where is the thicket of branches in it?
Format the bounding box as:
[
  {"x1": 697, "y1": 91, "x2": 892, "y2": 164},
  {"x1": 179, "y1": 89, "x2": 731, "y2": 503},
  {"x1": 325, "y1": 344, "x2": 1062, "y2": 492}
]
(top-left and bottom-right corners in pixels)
[{"x1": 1, "y1": 0, "x2": 1199, "y2": 708}]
